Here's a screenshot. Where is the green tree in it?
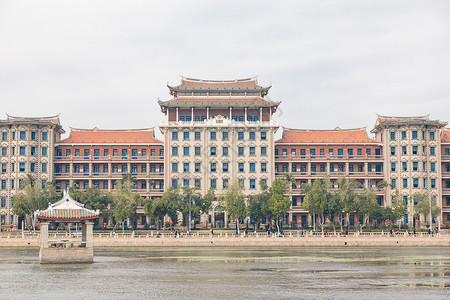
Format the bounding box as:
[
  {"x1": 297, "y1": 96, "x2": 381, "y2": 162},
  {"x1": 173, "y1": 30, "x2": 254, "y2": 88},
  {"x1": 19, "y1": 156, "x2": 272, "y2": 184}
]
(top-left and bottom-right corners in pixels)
[
  {"x1": 112, "y1": 176, "x2": 141, "y2": 232},
  {"x1": 410, "y1": 192, "x2": 441, "y2": 228},
  {"x1": 303, "y1": 177, "x2": 332, "y2": 233},
  {"x1": 247, "y1": 180, "x2": 270, "y2": 231},
  {"x1": 178, "y1": 186, "x2": 202, "y2": 230},
  {"x1": 391, "y1": 190, "x2": 407, "y2": 229},
  {"x1": 74, "y1": 187, "x2": 113, "y2": 224},
  {"x1": 223, "y1": 181, "x2": 246, "y2": 234},
  {"x1": 145, "y1": 187, "x2": 179, "y2": 229},
  {"x1": 199, "y1": 188, "x2": 215, "y2": 228},
  {"x1": 12, "y1": 175, "x2": 59, "y2": 230},
  {"x1": 268, "y1": 178, "x2": 290, "y2": 233},
  {"x1": 357, "y1": 187, "x2": 379, "y2": 231}
]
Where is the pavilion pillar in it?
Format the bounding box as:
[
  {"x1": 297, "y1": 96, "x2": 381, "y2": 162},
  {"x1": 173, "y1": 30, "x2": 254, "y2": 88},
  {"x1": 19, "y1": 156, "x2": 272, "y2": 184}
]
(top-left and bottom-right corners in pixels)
[
  {"x1": 40, "y1": 222, "x2": 49, "y2": 248},
  {"x1": 82, "y1": 221, "x2": 94, "y2": 248}
]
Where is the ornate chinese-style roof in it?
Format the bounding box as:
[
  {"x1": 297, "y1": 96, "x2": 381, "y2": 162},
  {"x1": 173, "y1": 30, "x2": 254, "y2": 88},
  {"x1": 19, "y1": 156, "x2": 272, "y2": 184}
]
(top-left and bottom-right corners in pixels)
[
  {"x1": 58, "y1": 127, "x2": 162, "y2": 144},
  {"x1": 276, "y1": 127, "x2": 379, "y2": 144},
  {"x1": 35, "y1": 190, "x2": 100, "y2": 221},
  {"x1": 167, "y1": 76, "x2": 271, "y2": 96},
  {"x1": 371, "y1": 115, "x2": 447, "y2": 132},
  {"x1": 1, "y1": 114, "x2": 65, "y2": 133}
]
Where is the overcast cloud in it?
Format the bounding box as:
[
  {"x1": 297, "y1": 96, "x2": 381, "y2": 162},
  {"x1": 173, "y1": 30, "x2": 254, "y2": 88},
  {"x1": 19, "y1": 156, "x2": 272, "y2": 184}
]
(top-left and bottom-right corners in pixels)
[{"x1": 1, "y1": 0, "x2": 450, "y2": 139}]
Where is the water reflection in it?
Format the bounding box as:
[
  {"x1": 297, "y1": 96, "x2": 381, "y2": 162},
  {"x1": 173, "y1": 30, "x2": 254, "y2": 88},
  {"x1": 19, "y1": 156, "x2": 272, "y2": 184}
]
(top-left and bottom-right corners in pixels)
[{"x1": 0, "y1": 247, "x2": 448, "y2": 299}]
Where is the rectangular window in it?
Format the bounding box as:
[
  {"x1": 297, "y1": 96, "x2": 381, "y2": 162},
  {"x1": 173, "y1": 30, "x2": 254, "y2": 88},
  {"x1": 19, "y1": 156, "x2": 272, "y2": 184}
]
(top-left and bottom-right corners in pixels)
[
  {"x1": 83, "y1": 149, "x2": 89, "y2": 157},
  {"x1": 223, "y1": 179, "x2": 229, "y2": 189},
  {"x1": 19, "y1": 146, "x2": 25, "y2": 156},
  {"x1": 348, "y1": 149, "x2": 353, "y2": 157},
  {"x1": 195, "y1": 163, "x2": 201, "y2": 172},
  {"x1": 238, "y1": 116, "x2": 243, "y2": 122},
  {"x1": 413, "y1": 178, "x2": 419, "y2": 188},
  {"x1": 249, "y1": 147, "x2": 255, "y2": 156},
  {"x1": 249, "y1": 132, "x2": 255, "y2": 140},
  {"x1": 238, "y1": 132, "x2": 244, "y2": 140},
  {"x1": 210, "y1": 163, "x2": 216, "y2": 172},
  {"x1": 238, "y1": 147, "x2": 244, "y2": 156},
  {"x1": 430, "y1": 131, "x2": 435, "y2": 140},
  {"x1": 445, "y1": 148, "x2": 450, "y2": 156},
  {"x1": 292, "y1": 149, "x2": 297, "y2": 156},
  {"x1": 42, "y1": 163, "x2": 47, "y2": 173},
  {"x1": 131, "y1": 149, "x2": 138, "y2": 157},
  {"x1": 390, "y1": 132, "x2": 395, "y2": 140},
  {"x1": 42, "y1": 132, "x2": 47, "y2": 141},
  {"x1": 282, "y1": 149, "x2": 287, "y2": 156},
  {"x1": 31, "y1": 131, "x2": 35, "y2": 140},
  {"x1": 261, "y1": 147, "x2": 267, "y2": 156},
  {"x1": 1, "y1": 132, "x2": 7, "y2": 141},
  {"x1": 391, "y1": 147, "x2": 395, "y2": 155},
  {"x1": 195, "y1": 179, "x2": 201, "y2": 188},
  {"x1": 258, "y1": 131, "x2": 267, "y2": 141},
  {"x1": 431, "y1": 179, "x2": 436, "y2": 188},
  {"x1": 391, "y1": 162, "x2": 396, "y2": 172},
  {"x1": 1, "y1": 163, "x2": 5, "y2": 173},
  {"x1": 172, "y1": 147, "x2": 178, "y2": 156},
  {"x1": 172, "y1": 179, "x2": 178, "y2": 189},
  {"x1": 403, "y1": 178, "x2": 407, "y2": 188},
  {"x1": 261, "y1": 162, "x2": 267, "y2": 172},
  {"x1": 195, "y1": 131, "x2": 201, "y2": 140},
  {"x1": 183, "y1": 147, "x2": 189, "y2": 156},
  {"x1": 402, "y1": 146, "x2": 407, "y2": 155},
  {"x1": 310, "y1": 149, "x2": 316, "y2": 156},
  {"x1": 183, "y1": 131, "x2": 189, "y2": 140},
  {"x1": 430, "y1": 162, "x2": 435, "y2": 172},
  {"x1": 249, "y1": 162, "x2": 255, "y2": 172},
  {"x1": 402, "y1": 162, "x2": 407, "y2": 171},
  {"x1": 0, "y1": 198, "x2": 5, "y2": 208},
  {"x1": 180, "y1": 116, "x2": 185, "y2": 121},
  {"x1": 357, "y1": 149, "x2": 362, "y2": 156},
  {"x1": 150, "y1": 149, "x2": 155, "y2": 156},
  {"x1": 430, "y1": 147, "x2": 435, "y2": 156},
  {"x1": 30, "y1": 147, "x2": 35, "y2": 156},
  {"x1": 338, "y1": 149, "x2": 343, "y2": 156},
  {"x1": 141, "y1": 165, "x2": 146, "y2": 173},
  {"x1": 19, "y1": 162, "x2": 25, "y2": 172},
  {"x1": 195, "y1": 116, "x2": 200, "y2": 122},
  {"x1": 210, "y1": 131, "x2": 216, "y2": 140},
  {"x1": 172, "y1": 131, "x2": 178, "y2": 140},
  {"x1": 412, "y1": 131, "x2": 418, "y2": 139},
  {"x1": 412, "y1": 146, "x2": 418, "y2": 155},
  {"x1": 375, "y1": 149, "x2": 381, "y2": 156},
  {"x1": 223, "y1": 147, "x2": 228, "y2": 156},
  {"x1": 172, "y1": 163, "x2": 178, "y2": 172},
  {"x1": 223, "y1": 162, "x2": 229, "y2": 172},
  {"x1": 12, "y1": 132, "x2": 15, "y2": 140},
  {"x1": 300, "y1": 149, "x2": 306, "y2": 156},
  {"x1": 238, "y1": 163, "x2": 244, "y2": 172},
  {"x1": 413, "y1": 161, "x2": 418, "y2": 171},
  {"x1": 195, "y1": 147, "x2": 201, "y2": 156},
  {"x1": 239, "y1": 179, "x2": 244, "y2": 189},
  {"x1": 391, "y1": 179, "x2": 396, "y2": 189},
  {"x1": 401, "y1": 131, "x2": 406, "y2": 140},
  {"x1": 250, "y1": 179, "x2": 256, "y2": 189},
  {"x1": 320, "y1": 149, "x2": 324, "y2": 156},
  {"x1": 94, "y1": 149, "x2": 100, "y2": 157},
  {"x1": 19, "y1": 131, "x2": 26, "y2": 140},
  {"x1": 183, "y1": 163, "x2": 189, "y2": 172},
  {"x1": 210, "y1": 179, "x2": 216, "y2": 189},
  {"x1": 121, "y1": 149, "x2": 127, "y2": 157},
  {"x1": 112, "y1": 149, "x2": 117, "y2": 156},
  {"x1": 104, "y1": 149, "x2": 109, "y2": 156},
  {"x1": 222, "y1": 132, "x2": 228, "y2": 140},
  {"x1": 366, "y1": 149, "x2": 371, "y2": 156}
]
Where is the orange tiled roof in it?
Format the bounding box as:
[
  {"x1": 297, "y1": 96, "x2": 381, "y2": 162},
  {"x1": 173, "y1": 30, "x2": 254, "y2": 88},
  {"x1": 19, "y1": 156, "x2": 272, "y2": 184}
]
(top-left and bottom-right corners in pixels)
[
  {"x1": 59, "y1": 128, "x2": 162, "y2": 144},
  {"x1": 372, "y1": 115, "x2": 447, "y2": 133},
  {"x1": 377, "y1": 115, "x2": 430, "y2": 123},
  {"x1": 441, "y1": 129, "x2": 450, "y2": 143},
  {"x1": 169, "y1": 76, "x2": 270, "y2": 91},
  {"x1": 276, "y1": 127, "x2": 378, "y2": 144}
]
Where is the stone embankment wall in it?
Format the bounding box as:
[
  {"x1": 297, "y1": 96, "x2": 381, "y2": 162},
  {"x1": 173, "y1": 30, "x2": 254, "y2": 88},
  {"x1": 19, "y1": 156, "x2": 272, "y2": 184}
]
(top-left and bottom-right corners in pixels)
[{"x1": 1, "y1": 235, "x2": 449, "y2": 248}]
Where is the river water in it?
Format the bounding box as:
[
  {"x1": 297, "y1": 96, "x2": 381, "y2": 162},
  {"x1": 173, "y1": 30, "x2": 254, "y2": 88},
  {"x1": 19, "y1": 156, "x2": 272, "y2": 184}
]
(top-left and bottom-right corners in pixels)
[{"x1": 0, "y1": 247, "x2": 449, "y2": 299}]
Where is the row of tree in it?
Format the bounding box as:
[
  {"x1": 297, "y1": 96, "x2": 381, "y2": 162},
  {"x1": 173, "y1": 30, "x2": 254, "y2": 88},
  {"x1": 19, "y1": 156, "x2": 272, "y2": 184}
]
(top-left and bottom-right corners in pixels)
[{"x1": 300, "y1": 176, "x2": 441, "y2": 232}]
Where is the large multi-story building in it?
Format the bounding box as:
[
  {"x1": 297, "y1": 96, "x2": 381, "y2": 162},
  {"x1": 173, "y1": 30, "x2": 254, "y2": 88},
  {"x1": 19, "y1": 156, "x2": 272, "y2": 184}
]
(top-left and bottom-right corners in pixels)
[
  {"x1": 275, "y1": 127, "x2": 384, "y2": 225},
  {"x1": 158, "y1": 77, "x2": 280, "y2": 198},
  {"x1": 0, "y1": 115, "x2": 64, "y2": 228},
  {"x1": 53, "y1": 128, "x2": 164, "y2": 225},
  {"x1": 2, "y1": 77, "x2": 450, "y2": 229},
  {"x1": 372, "y1": 116, "x2": 447, "y2": 226}
]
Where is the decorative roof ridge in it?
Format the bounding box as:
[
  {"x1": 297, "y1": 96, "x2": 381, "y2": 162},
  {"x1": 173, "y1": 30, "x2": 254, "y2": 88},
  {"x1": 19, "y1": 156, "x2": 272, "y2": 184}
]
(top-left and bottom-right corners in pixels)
[
  {"x1": 180, "y1": 76, "x2": 258, "y2": 83},
  {"x1": 4, "y1": 113, "x2": 61, "y2": 123},
  {"x1": 282, "y1": 126, "x2": 369, "y2": 132},
  {"x1": 376, "y1": 114, "x2": 430, "y2": 120},
  {"x1": 68, "y1": 127, "x2": 155, "y2": 133}
]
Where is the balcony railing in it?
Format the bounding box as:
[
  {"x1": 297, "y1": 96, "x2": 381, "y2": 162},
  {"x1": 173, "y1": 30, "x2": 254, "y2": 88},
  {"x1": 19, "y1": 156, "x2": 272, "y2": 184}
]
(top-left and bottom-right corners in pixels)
[
  {"x1": 276, "y1": 154, "x2": 383, "y2": 161},
  {"x1": 55, "y1": 155, "x2": 164, "y2": 161}
]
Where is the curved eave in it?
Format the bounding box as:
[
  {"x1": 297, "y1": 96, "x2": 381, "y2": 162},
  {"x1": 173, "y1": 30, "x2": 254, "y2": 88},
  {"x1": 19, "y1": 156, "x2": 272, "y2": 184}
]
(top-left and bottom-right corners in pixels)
[
  {"x1": 36, "y1": 216, "x2": 100, "y2": 221},
  {"x1": 371, "y1": 120, "x2": 448, "y2": 133}
]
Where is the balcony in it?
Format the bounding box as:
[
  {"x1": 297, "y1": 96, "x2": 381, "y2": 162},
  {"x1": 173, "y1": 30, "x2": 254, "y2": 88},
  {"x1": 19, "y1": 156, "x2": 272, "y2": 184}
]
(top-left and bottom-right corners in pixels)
[
  {"x1": 54, "y1": 155, "x2": 164, "y2": 161},
  {"x1": 276, "y1": 154, "x2": 383, "y2": 161}
]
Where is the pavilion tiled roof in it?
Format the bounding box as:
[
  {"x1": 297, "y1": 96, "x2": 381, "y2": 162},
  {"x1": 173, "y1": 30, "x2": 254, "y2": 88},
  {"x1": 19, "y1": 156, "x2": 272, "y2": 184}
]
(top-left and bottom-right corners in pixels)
[
  {"x1": 276, "y1": 127, "x2": 379, "y2": 144},
  {"x1": 372, "y1": 115, "x2": 447, "y2": 132},
  {"x1": 58, "y1": 127, "x2": 162, "y2": 144},
  {"x1": 1, "y1": 114, "x2": 65, "y2": 133},
  {"x1": 35, "y1": 191, "x2": 100, "y2": 221},
  {"x1": 158, "y1": 96, "x2": 280, "y2": 108},
  {"x1": 168, "y1": 76, "x2": 271, "y2": 93}
]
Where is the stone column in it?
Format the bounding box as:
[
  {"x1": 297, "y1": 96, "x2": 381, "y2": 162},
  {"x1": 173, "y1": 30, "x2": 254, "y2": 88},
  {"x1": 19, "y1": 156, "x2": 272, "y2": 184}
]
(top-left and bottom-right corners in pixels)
[
  {"x1": 40, "y1": 222, "x2": 49, "y2": 248},
  {"x1": 82, "y1": 221, "x2": 94, "y2": 248}
]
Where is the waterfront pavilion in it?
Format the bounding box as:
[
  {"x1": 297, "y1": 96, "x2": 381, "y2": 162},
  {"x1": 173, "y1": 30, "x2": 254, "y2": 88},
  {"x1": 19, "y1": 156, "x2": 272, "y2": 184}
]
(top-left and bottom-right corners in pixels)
[{"x1": 35, "y1": 190, "x2": 100, "y2": 263}]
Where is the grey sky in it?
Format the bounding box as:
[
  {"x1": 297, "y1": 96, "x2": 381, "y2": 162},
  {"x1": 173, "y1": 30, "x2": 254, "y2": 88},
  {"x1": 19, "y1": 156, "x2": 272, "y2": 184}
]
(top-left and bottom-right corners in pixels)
[{"x1": 1, "y1": 1, "x2": 449, "y2": 140}]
